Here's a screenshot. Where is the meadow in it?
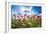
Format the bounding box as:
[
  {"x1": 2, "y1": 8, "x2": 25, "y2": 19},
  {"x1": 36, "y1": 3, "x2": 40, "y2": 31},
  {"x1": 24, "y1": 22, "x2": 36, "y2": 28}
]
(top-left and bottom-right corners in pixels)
[{"x1": 11, "y1": 15, "x2": 41, "y2": 28}]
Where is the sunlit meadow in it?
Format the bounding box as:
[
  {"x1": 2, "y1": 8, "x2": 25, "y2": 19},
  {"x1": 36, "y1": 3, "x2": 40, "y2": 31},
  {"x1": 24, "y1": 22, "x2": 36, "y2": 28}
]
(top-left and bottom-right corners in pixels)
[{"x1": 11, "y1": 5, "x2": 41, "y2": 28}]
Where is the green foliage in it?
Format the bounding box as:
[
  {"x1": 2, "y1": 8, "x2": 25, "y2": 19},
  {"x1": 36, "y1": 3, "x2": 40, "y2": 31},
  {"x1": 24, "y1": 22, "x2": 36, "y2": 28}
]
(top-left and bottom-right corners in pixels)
[{"x1": 11, "y1": 18, "x2": 41, "y2": 28}]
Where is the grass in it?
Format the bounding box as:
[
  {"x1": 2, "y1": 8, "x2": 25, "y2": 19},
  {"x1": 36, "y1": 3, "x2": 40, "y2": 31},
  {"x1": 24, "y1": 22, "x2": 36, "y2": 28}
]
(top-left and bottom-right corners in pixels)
[{"x1": 11, "y1": 17, "x2": 41, "y2": 28}]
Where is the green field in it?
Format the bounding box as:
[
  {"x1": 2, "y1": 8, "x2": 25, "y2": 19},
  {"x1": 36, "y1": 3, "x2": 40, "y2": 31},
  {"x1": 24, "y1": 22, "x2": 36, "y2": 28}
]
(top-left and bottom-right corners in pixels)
[{"x1": 11, "y1": 17, "x2": 41, "y2": 28}]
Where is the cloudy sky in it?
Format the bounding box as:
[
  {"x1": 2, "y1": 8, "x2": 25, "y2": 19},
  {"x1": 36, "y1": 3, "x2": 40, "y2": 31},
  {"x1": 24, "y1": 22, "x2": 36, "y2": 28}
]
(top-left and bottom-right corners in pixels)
[{"x1": 11, "y1": 5, "x2": 41, "y2": 16}]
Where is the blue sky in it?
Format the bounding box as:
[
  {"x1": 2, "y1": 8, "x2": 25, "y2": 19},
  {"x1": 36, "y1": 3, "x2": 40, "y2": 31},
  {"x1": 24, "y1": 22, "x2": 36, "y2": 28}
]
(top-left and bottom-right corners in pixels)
[{"x1": 11, "y1": 5, "x2": 41, "y2": 16}]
